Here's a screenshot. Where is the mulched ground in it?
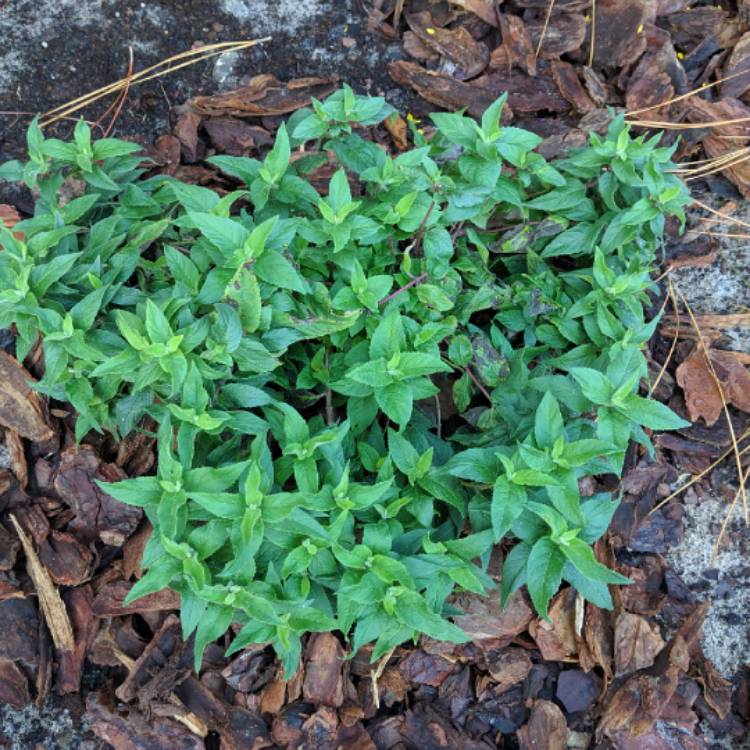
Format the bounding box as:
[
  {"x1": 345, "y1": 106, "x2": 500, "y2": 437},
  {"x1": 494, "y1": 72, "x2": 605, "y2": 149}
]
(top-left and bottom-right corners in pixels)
[{"x1": 1, "y1": 2, "x2": 750, "y2": 749}]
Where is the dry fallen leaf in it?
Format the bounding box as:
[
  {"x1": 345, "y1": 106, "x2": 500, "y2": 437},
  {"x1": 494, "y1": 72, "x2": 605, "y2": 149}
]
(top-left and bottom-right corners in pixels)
[
  {"x1": 451, "y1": 589, "x2": 533, "y2": 648},
  {"x1": 676, "y1": 348, "x2": 750, "y2": 425},
  {"x1": 384, "y1": 113, "x2": 409, "y2": 151},
  {"x1": 614, "y1": 612, "x2": 665, "y2": 676},
  {"x1": 0, "y1": 352, "x2": 54, "y2": 443},
  {"x1": 405, "y1": 11, "x2": 490, "y2": 80},
  {"x1": 529, "y1": 587, "x2": 579, "y2": 662},
  {"x1": 722, "y1": 30, "x2": 750, "y2": 98}
]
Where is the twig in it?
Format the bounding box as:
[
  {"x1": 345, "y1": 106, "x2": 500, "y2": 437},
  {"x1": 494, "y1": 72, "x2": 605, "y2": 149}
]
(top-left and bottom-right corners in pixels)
[
  {"x1": 411, "y1": 200, "x2": 436, "y2": 257},
  {"x1": 102, "y1": 47, "x2": 134, "y2": 138},
  {"x1": 465, "y1": 366, "x2": 492, "y2": 404}
]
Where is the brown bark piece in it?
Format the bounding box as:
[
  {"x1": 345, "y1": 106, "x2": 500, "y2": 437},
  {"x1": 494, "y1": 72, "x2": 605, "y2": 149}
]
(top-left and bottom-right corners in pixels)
[
  {"x1": 302, "y1": 632, "x2": 345, "y2": 707},
  {"x1": 87, "y1": 691, "x2": 204, "y2": 750},
  {"x1": 0, "y1": 659, "x2": 31, "y2": 709},
  {"x1": 498, "y1": 13, "x2": 536, "y2": 76},
  {"x1": 58, "y1": 585, "x2": 98, "y2": 694},
  {"x1": 551, "y1": 60, "x2": 595, "y2": 113},
  {"x1": 518, "y1": 700, "x2": 569, "y2": 750},
  {"x1": 389, "y1": 61, "x2": 514, "y2": 119},
  {"x1": 54, "y1": 446, "x2": 142, "y2": 546},
  {"x1": 38, "y1": 530, "x2": 94, "y2": 587},
  {"x1": 527, "y1": 13, "x2": 587, "y2": 57},
  {"x1": 398, "y1": 650, "x2": 458, "y2": 688},
  {"x1": 486, "y1": 647, "x2": 533, "y2": 694},
  {"x1": 190, "y1": 75, "x2": 338, "y2": 118},
  {"x1": 590, "y1": 0, "x2": 650, "y2": 68},
  {"x1": 0, "y1": 352, "x2": 54, "y2": 443}
]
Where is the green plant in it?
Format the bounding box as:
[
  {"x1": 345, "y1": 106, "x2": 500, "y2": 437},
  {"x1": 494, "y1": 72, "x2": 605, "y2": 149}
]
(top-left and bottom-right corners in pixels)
[{"x1": 0, "y1": 86, "x2": 690, "y2": 676}]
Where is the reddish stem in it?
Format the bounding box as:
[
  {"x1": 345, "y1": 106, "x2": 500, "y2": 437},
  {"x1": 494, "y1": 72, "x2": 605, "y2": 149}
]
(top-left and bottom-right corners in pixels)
[{"x1": 379, "y1": 272, "x2": 428, "y2": 306}]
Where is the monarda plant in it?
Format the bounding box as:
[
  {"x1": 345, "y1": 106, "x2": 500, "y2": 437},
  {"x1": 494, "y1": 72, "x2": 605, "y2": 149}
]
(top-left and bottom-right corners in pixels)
[{"x1": 0, "y1": 87, "x2": 690, "y2": 675}]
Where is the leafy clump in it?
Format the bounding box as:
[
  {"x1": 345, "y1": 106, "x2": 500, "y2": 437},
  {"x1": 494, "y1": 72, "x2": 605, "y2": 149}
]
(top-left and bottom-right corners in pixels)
[{"x1": 0, "y1": 87, "x2": 690, "y2": 676}]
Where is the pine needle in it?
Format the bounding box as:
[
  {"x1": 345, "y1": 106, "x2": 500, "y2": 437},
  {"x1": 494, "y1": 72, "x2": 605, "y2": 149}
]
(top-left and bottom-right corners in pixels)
[
  {"x1": 626, "y1": 67, "x2": 750, "y2": 117},
  {"x1": 674, "y1": 285, "x2": 749, "y2": 541},
  {"x1": 535, "y1": 0, "x2": 556, "y2": 60},
  {"x1": 691, "y1": 197, "x2": 750, "y2": 230},
  {"x1": 649, "y1": 429, "x2": 750, "y2": 516},
  {"x1": 40, "y1": 40, "x2": 270, "y2": 127},
  {"x1": 649, "y1": 277, "x2": 679, "y2": 397}
]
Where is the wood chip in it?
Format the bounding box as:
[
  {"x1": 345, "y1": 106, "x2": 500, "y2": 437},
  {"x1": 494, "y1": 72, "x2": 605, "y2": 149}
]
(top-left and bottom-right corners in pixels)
[
  {"x1": 0, "y1": 352, "x2": 54, "y2": 443},
  {"x1": 9, "y1": 514, "x2": 74, "y2": 654}
]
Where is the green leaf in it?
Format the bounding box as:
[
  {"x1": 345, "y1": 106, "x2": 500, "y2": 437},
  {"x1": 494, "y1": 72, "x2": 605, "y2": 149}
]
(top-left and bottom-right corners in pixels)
[
  {"x1": 534, "y1": 392, "x2": 564, "y2": 449},
  {"x1": 491, "y1": 477, "x2": 527, "y2": 541},
  {"x1": 423, "y1": 226, "x2": 453, "y2": 277},
  {"x1": 569, "y1": 367, "x2": 613, "y2": 405},
  {"x1": 184, "y1": 461, "x2": 249, "y2": 493},
  {"x1": 96, "y1": 476, "x2": 162, "y2": 506},
  {"x1": 559, "y1": 537, "x2": 630, "y2": 585},
  {"x1": 500, "y1": 542, "x2": 530, "y2": 606},
  {"x1": 396, "y1": 590, "x2": 470, "y2": 643},
  {"x1": 328, "y1": 169, "x2": 352, "y2": 214},
  {"x1": 144, "y1": 299, "x2": 173, "y2": 343},
  {"x1": 375, "y1": 382, "x2": 413, "y2": 426},
  {"x1": 189, "y1": 212, "x2": 249, "y2": 252},
  {"x1": 526, "y1": 537, "x2": 565, "y2": 618},
  {"x1": 396, "y1": 352, "x2": 452, "y2": 379},
  {"x1": 346, "y1": 359, "x2": 392, "y2": 388},
  {"x1": 254, "y1": 250, "x2": 307, "y2": 294},
  {"x1": 431, "y1": 112, "x2": 480, "y2": 149},
  {"x1": 194, "y1": 605, "x2": 234, "y2": 671},
  {"x1": 618, "y1": 394, "x2": 691, "y2": 431},
  {"x1": 562, "y1": 562, "x2": 613, "y2": 609}
]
